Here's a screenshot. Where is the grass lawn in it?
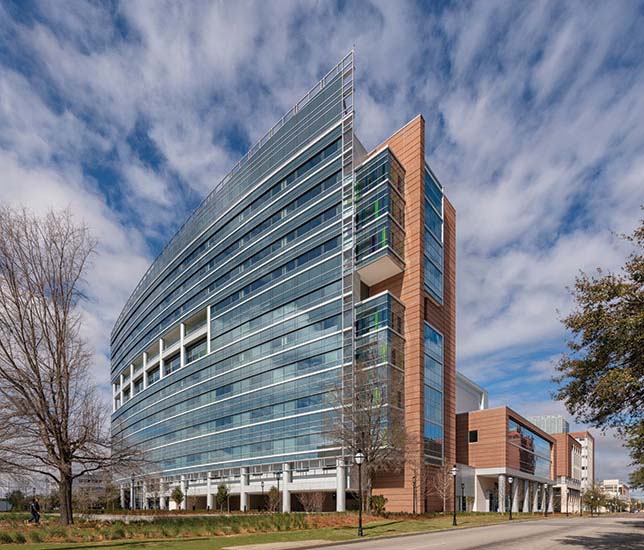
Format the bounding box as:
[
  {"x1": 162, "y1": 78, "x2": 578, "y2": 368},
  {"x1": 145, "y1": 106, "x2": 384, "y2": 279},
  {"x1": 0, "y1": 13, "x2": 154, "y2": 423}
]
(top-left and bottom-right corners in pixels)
[{"x1": 0, "y1": 513, "x2": 551, "y2": 550}]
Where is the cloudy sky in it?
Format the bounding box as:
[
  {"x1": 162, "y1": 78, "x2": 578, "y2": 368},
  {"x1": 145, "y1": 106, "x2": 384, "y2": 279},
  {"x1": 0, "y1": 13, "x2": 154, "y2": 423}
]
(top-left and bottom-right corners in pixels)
[{"x1": 1, "y1": 0, "x2": 643, "y2": 486}]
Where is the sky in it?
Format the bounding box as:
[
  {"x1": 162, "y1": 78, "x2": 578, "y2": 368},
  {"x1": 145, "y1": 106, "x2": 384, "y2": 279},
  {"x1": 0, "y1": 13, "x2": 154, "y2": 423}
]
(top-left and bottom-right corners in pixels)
[{"x1": 1, "y1": 0, "x2": 643, "y2": 485}]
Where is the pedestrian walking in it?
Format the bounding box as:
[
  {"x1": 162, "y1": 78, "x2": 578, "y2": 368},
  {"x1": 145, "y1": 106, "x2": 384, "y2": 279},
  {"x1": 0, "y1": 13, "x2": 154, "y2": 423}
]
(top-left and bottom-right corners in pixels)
[{"x1": 28, "y1": 497, "x2": 40, "y2": 524}]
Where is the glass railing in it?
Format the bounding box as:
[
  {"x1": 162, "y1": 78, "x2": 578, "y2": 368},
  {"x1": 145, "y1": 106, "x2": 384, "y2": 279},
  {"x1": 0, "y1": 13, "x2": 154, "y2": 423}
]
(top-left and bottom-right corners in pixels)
[
  {"x1": 354, "y1": 147, "x2": 405, "y2": 200},
  {"x1": 355, "y1": 181, "x2": 405, "y2": 229},
  {"x1": 355, "y1": 216, "x2": 405, "y2": 266}
]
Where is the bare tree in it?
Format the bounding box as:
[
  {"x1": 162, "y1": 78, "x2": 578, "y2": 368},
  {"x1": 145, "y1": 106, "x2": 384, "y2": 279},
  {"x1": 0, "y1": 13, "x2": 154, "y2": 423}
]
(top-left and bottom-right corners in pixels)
[
  {"x1": 428, "y1": 464, "x2": 453, "y2": 513},
  {"x1": 297, "y1": 491, "x2": 326, "y2": 512},
  {"x1": 406, "y1": 433, "x2": 431, "y2": 515},
  {"x1": 0, "y1": 207, "x2": 143, "y2": 524},
  {"x1": 267, "y1": 485, "x2": 280, "y2": 512},
  {"x1": 328, "y1": 359, "x2": 405, "y2": 511}
]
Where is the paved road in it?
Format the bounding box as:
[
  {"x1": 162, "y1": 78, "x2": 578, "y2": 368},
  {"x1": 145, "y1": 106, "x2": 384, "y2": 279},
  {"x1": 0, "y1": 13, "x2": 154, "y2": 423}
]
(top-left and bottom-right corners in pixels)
[{"x1": 316, "y1": 515, "x2": 644, "y2": 550}]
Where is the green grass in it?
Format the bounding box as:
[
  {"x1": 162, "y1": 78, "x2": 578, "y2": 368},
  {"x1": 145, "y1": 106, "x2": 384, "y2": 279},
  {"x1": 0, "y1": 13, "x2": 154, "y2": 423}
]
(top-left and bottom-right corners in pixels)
[{"x1": 0, "y1": 512, "x2": 552, "y2": 550}]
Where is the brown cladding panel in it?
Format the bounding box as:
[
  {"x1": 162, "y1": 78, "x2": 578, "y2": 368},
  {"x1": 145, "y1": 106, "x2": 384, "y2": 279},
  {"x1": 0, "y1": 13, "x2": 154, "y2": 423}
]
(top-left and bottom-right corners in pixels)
[{"x1": 367, "y1": 115, "x2": 456, "y2": 512}]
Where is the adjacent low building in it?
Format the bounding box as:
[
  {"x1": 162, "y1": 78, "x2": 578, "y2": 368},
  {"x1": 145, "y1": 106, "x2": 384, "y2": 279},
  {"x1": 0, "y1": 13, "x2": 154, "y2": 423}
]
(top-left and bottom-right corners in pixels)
[
  {"x1": 551, "y1": 433, "x2": 582, "y2": 514},
  {"x1": 570, "y1": 431, "x2": 595, "y2": 492},
  {"x1": 528, "y1": 415, "x2": 570, "y2": 435},
  {"x1": 456, "y1": 407, "x2": 556, "y2": 513},
  {"x1": 601, "y1": 479, "x2": 631, "y2": 510}
]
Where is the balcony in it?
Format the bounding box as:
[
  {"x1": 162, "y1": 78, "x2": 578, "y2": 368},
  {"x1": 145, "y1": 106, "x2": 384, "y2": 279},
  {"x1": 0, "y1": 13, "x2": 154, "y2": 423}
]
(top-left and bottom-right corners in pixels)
[{"x1": 354, "y1": 147, "x2": 405, "y2": 286}]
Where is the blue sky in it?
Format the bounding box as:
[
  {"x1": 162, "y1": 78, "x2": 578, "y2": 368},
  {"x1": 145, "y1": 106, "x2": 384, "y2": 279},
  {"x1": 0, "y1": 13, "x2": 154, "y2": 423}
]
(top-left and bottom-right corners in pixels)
[{"x1": 1, "y1": 0, "x2": 643, "y2": 487}]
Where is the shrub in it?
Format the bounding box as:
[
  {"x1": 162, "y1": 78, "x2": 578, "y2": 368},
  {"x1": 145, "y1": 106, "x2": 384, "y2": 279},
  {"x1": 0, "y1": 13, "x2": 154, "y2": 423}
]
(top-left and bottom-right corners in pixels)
[
  {"x1": 29, "y1": 531, "x2": 43, "y2": 543},
  {"x1": 13, "y1": 533, "x2": 27, "y2": 544},
  {"x1": 0, "y1": 532, "x2": 13, "y2": 544},
  {"x1": 110, "y1": 526, "x2": 126, "y2": 540},
  {"x1": 370, "y1": 495, "x2": 388, "y2": 515}
]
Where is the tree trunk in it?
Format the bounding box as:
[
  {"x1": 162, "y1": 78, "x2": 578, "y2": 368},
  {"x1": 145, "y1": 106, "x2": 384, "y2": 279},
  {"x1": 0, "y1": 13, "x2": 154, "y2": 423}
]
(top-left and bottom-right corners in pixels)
[{"x1": 59, "y1": 473, "x2": 74, "y2": 525}]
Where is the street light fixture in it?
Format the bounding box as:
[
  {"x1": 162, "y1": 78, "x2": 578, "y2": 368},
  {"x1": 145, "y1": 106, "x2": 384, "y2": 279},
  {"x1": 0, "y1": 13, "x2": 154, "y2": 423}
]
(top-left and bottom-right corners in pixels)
[
  {"x1": 355, "y1": 451, "x2": 365, "y2": 537},
  {"x1": 185, "y1": 479, "x2": 190, "y2": 511},
  {"x1": 451, "y1": 464, "x2": 458, "y2": 527},
  {"x1": 543, "y1": 483, "x2": 548, "y2": 518},
  {"x1": 508, "y1": 477, "x2": 514, "y2": 521},
  {"x1": 275, "y1": 471, "x2": 282, "y2": 512},
  {"x1": 130, "y1": 475, "x2": 135, "y2": 511}
]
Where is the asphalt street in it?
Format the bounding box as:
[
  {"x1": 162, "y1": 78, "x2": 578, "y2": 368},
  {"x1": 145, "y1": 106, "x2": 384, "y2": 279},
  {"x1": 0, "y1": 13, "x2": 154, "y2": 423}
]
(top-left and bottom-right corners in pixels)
[{"x1": 316, "y1": 515, "x2": 644, "y2": 550}]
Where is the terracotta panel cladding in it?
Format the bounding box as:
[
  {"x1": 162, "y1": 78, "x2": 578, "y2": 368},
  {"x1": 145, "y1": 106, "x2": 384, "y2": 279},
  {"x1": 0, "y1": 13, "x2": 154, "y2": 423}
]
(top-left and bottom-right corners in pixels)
[
  {"x1": 367, "y1": 115, "x2": 456, "y2": 512},
  {"x1": 456, "y1": 407, "x2": 557, "y2": 478}
]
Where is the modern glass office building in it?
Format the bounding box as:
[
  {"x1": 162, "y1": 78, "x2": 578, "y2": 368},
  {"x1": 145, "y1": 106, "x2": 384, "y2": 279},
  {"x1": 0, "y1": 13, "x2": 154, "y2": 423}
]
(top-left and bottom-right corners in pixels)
[{"x1": 111, "y1": 53, "x2": 456, "y2": 513}]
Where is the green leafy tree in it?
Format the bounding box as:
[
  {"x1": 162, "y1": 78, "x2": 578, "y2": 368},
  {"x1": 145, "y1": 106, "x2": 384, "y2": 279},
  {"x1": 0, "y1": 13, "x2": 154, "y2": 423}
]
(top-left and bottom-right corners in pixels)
[
  {"x1": 215, "y1": 483, "x2": 229, "y2": 512},
  {"x1": 582, "y1": 484, "x2": 605, "y2": 516},
  {"x1": 6, "y1": 490, "x2": 27, "y2": 510},
  {"x1": 555, "y1": 215, "x2": 644, "y2": 488},
  {"x1": 171, "y1": 486, "x2": 184, "y2": 509}
]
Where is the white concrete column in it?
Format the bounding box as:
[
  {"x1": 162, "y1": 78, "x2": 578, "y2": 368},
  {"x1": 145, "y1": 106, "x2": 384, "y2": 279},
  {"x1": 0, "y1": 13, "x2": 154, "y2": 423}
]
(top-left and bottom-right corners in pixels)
[
  {"x1": 498, "y1": 474, "x2": 506, "y2": 513},
  {"x1": 130, "y1": 479, "x2": 135, "y2": 510},
  {"x1": 547, "y1": 485, "x2": 554, "y2": 513},
  {"x1": 120, "y1": 485, "x2": 126, "y2": 509},
  {"x1": 159, "y1": 339, "x2": 165, "y2": 379},
  {"x1": 282, "y1": 463, "x2": 291, "y2": 513},
  {"x1": 180, "y1": 323, "x2": 186, "y2": 367},
  {"x1": 142, "y1": 352, "x2": 148, "y2": 388},
  {"x1": 240, "y1": 467, "x2": 249, "y2": 512},
  {"x1": 207, "y1": 476, "x2": 214, "y2": 510},
  {"x1": 142, "y1": 481, "x2": 148, "y2": 509},
  {"x1": 512, "y1": 480, "x2": 520, "y2": 513},
  {"x1": 129, "y1": 364, "x2": 134, "y2": 396},
  {"x1": 523, "y1": 480, "x2": 531, "y2": 513},
  {"x1": 207, "y1": 305, "x2": 212, "y2": 353},
  {"x1": 180, "y1": 476, "x2": 187, "y2": 511},
  {"x1": 336, "y1": 459, "x2": 346, "y2": 512},
  {"x1": 533, "y1": 482, "x2": 540, "y2": 512},
  {"x1": 159, "y1": 486, "x2": 167, "y2": 510}
]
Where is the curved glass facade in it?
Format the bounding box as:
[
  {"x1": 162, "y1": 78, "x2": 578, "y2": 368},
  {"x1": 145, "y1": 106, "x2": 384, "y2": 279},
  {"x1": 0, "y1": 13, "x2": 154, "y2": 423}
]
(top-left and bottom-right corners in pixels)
[{"x1": 111, "y1": 59, "x2": 351, "y2": 479}]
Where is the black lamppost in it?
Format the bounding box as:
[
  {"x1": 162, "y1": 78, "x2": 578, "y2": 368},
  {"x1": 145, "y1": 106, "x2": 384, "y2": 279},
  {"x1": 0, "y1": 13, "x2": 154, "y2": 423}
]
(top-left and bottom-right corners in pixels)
[
  {"x1": 508, "y1": 476, "x2": 514, "y2": 520},
  {"x1": 566, "y1": 492, "x2": 570, "y2": 517},
  {"x1": 261, "y1": 481, "x2": 265, "y2": 511},
  {"x1": 275, "y1": 471, "x2": 282, "y2": 512},
  {"x1": 130, "y1": 475, "x2": 135, "y2": 510},
  {"x1": 355, "y1": 451, "x2": 365, "y2": 537},
  {"x1": 461, "y1": 482, "x2": 465, "y2": 513},
  {"x1": 185, "y1": 479, "x2": 190, "y2": 511},
  {"x1": 543, "y1": 483, "x2": 548, "y2": 517},
  {"x1": 451, "y1": 464, "x2": 458, "y2": 527}
]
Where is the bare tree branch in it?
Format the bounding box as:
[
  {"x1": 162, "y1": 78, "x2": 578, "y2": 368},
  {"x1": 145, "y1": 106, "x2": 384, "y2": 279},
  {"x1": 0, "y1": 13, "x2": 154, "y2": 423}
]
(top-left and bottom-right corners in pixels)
[{"x1": 0, "y1": 206, "x2": 146, "y2": 524}]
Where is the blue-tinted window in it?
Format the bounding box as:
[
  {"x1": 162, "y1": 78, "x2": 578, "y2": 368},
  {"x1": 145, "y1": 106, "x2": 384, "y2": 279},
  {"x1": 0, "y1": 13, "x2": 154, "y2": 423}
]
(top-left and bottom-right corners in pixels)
[
  {"x1": 424, "y1": 324, "x2": 443, "y2": 361},
  {"x1": 424, "y1": 171, "x2": 442, "y2": 214},
  {"x1": 164, "y1": 353, "x2": 181, "y2": 376},
  {"x1": 186, "y1": 338, "x2": 207, "y2": 364},
  {"x1": 425, "y1": 200, "x2": 442, "y2": 241},
  {"x1": 424, "y1": 256, "x2": 443, "y2": 302}
]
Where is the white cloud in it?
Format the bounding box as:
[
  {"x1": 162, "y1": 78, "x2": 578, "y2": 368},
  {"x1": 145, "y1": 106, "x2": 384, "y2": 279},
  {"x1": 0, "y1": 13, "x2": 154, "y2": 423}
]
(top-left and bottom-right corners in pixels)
[{"x1": 1, "y1": 0, "x2": 642, "y2": 482}]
